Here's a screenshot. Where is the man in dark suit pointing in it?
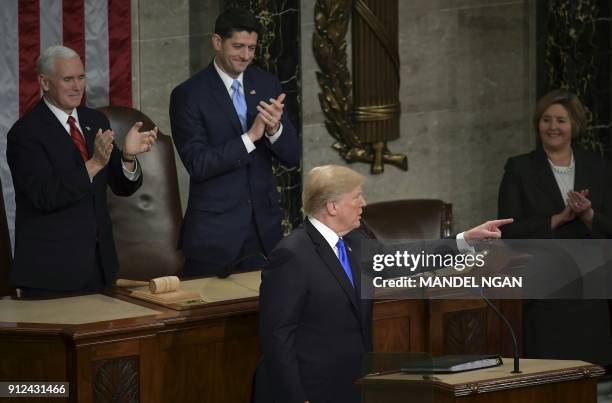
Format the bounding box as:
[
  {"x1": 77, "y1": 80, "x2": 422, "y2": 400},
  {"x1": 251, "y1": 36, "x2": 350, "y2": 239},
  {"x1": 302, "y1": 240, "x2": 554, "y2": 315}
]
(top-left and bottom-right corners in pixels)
[
  {"x1": 7, "y1": 45, "x2": 158, "y2": 298},
  {"x1": 170, "y1": 8, "x2": 299, "y2": 278},
  {"x1": 259, "y1": 165, "x2": 513, "y2": 403}
]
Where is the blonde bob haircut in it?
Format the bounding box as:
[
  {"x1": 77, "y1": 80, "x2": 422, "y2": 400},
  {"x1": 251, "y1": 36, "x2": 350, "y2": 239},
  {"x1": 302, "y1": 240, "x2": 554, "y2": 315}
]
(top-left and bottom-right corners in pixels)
[
  {"x1": 533, "y1": 89, "x2": 588, "y2": 139},
  {"x1": 303, "y1": 165, "x2": 365, "y2": 216}
]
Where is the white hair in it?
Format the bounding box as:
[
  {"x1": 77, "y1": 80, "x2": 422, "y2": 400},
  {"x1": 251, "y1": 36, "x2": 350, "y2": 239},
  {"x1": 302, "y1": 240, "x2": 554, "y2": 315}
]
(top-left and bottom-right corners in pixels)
[{"x1": 37, "y1": 45, "x2": 80, "y2": 76}]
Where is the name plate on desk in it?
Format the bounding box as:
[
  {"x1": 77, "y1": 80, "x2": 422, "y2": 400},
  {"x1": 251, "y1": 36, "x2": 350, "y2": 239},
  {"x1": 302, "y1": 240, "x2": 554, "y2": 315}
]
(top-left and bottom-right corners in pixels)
[{"x1": 127, "y1": 271, "x2": 261, "y2": 310}]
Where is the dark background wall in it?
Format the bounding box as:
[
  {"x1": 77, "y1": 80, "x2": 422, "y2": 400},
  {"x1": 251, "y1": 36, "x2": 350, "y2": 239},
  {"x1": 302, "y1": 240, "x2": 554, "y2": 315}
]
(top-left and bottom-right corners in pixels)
[{"x1": 536, "y1": 0, "x2": 611, "y2": 157}]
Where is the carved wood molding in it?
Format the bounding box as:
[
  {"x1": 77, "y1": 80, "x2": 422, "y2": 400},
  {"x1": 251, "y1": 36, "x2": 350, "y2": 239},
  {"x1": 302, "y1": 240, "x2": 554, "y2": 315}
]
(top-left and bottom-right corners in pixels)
[
  {"x1": 313, "y1": 0, "x2": 407, "y2": 174},
  {"x1": 443, "y1": 309, "x2": 487, "y2": 354},
  {"x1": 92, "y1": 357, "x2": 139, "y2": 403}
]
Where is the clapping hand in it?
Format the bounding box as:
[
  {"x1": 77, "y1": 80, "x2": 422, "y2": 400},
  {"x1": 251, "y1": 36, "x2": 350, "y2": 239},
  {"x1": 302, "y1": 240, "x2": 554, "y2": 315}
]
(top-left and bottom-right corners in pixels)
[
  {"x1": 92, "y1": 129, "x2": 114, "y2": 167},
  {"x1": 567, "y1": 189, "x2": 591, "y2": 216},
  {"x1": 247, "y1": 113, "x2": 267, "y2": 143},
  {"x1": 567, "y1": 189, "x2": 594, "y2": 226},
  {"x1": 85, "y1": 129, "x2": 114, "y2": 179},
  {"x1": 257, "y1": 93, "x2": 286, "y2": 135},
  {"x1": 123, "y1": 122, "x2": 158, "y2": 158},
  {"x1": 551, "y1": 189, "x2": 592, "y2": 229}
]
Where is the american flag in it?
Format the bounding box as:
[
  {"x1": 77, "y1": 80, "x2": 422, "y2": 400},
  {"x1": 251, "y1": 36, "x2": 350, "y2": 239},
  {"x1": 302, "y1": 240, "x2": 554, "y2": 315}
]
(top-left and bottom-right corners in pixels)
[{"x1": 0, "y1": 0, "x2": 132, "y2": 249}]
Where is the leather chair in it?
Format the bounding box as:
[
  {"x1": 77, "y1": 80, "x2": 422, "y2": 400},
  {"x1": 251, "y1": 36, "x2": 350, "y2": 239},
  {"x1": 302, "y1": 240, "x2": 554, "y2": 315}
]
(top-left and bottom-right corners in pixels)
[
  {"x1": 361, "y1": 199, "x2": 452, "y2": 240},
  {"x1": 98, "y1": 106, "x2": 184, "y2": 280},
  {"x1": 0, "y1": 177, "x2": 12, "y2": 296}
]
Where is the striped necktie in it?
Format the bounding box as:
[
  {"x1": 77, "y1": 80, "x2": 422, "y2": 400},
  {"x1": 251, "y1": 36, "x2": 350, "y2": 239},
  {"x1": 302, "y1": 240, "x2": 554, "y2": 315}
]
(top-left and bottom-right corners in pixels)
[{"x1": 67, "y1": 116, "x2": 88, "y2": 161}]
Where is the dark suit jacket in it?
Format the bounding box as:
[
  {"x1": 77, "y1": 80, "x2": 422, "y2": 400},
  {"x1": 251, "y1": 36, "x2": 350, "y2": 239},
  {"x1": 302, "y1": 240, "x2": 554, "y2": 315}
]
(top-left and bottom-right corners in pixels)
[
  {"x1": 169, "y1": 62, "x2": 299, "y2": 273},
  {"x1": 6, "y1": 100, "x2": 142, "y2": 291},
  {"x1": 259, "y1": 219, "x2": 372, "y2": 403},
  {"x1": 498, "y1": 147, "x2": 612, "y2": 365},
  {"x1": 498, "y1": 147, "x2": 612, "y2": 239}
]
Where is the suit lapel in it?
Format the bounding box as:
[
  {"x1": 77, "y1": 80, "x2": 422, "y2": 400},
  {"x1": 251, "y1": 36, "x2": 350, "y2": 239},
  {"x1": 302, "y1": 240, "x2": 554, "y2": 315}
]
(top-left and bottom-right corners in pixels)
[
  {"x1": 38, "y1": 101, "x2": 85, "y2": 164},
  {"x1": 532, "y1": 149, "x2": 565, "y2": 211},
  {"x1": 305, "y1": 220, "x2": 360, "y2": 317},
  {"x1": 207, "y1": 63, "x2": 244, "y2": 135},
  {"x1": 243, "y1": 68, "x2": 258, "y2": 130},
  {"x1": 573, "y1": 149, "x2": 592, "y2": 192}
]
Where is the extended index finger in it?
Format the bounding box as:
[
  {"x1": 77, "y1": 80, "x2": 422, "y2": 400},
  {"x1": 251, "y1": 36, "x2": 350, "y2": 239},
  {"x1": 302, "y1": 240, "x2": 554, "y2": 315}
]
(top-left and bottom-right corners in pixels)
[
  {"x1": 488, "y1": 218, "x2": 514, "y2": 228},
  {"x1": 481, "y1": 230, "x2": 502, "y2": 239}
]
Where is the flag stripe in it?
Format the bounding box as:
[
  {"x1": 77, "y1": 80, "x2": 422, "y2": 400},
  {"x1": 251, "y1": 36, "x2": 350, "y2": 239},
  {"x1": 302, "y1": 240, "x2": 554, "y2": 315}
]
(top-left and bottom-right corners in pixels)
[
  {"x1": 40, "y1": 0, "x2": 62, "y2": 51},
  {"x1": 0, "y1": 0, "x2": 19, "y2": 250},
  {"x1": 84, "y1": 0, "x2": 109, "y2": 108},
  {"x1": 108, "y1": 0, "x2": 132, "y2": 106},
  {"x1": 62, "y1": 0, "x2": 85, "y2": 60},
  {"x1": 18, "y1": 0, "x2": 40, "y2": 116},
  {"x1": 63, "y1": 0, "x2": 85, "y2": 105}
]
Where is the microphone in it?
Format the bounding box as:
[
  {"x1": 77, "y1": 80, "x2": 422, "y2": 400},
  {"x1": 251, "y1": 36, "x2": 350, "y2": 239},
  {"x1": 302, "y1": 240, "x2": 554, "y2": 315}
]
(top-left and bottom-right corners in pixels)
[{"x1": 479, "y1": 287, "x2": 521, "y2": 373}]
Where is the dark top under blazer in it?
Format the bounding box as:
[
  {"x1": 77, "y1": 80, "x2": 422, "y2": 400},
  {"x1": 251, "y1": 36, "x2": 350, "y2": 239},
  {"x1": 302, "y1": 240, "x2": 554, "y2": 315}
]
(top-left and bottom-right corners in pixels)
[
  {"x1": 6, "y1": 100, "x2": 142, "y2": 291},
  {"x1": 498, "y1": 147, "x2": 612, "y2": 239},
  {"x1": 169, "y1": 62, "x2": 300, "y2": 271},
  {"x1": 259, "y1": 219, "x2": 372, "y2": 403}
]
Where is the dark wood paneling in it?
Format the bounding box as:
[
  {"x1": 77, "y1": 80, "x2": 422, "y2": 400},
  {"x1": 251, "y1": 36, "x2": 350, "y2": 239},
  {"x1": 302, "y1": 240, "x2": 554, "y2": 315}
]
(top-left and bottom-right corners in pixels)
[
  {"x1": 159, "y1": 314, "x2": 260, "y2": 403},
  {"x1": 0, "y1": 294, "x2": 520, "y2": 402},
  {"x1": 373, "y1": 299, "x2": 425, "y2": 352}
]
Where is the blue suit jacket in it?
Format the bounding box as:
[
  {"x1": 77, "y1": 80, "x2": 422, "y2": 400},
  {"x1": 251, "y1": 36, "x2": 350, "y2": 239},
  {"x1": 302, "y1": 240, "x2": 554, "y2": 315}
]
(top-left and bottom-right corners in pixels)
[
  {"x1": 169, "y1": 62, "x2": 299, "y2": 272},
  {"x1": 7, "y1": 100, "x2": 141, "y2": 291}
]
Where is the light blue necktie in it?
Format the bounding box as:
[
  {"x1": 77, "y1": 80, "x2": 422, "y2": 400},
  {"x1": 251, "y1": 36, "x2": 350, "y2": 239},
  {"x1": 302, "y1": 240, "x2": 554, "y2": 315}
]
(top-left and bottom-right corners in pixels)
[
  {"x1": 231, "y1": 79, "x2": 247, "y2": 132},
  {"x1": 336, "y1": 238, "x2": 355, "y2": 288}
]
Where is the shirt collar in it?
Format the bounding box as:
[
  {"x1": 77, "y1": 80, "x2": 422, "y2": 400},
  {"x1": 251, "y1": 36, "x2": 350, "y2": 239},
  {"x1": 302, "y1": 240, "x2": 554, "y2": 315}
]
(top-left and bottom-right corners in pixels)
[
  {"x1": 308, "y1": 216, "x2": 340, "y2": 251},
  {"x1": 43, "y1": 96, "x2": 80, "y2": 128},
  {"x1": 213, "y1": 58, "x2": 244, "y2": 95}
]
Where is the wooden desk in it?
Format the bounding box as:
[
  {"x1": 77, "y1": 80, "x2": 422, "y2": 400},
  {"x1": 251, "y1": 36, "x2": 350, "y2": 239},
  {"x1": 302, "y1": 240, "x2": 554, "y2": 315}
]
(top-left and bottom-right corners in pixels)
[
  {"x1": 0, "y1": 289, "x2": 260, "y2": 403},
  {"x1": 358, "y1": 358, "x2": 605, "y2": 402},
  {"x1": 0, "y1": 275, "x2": 520, "y2": 403}
]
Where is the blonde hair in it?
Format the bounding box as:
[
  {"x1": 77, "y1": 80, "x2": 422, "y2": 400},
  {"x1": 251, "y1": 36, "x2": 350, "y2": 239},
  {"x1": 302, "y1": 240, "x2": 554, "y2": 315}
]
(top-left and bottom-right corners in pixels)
[{"x1": 303, "y1": 165, "x2": 364, "y2": 216}]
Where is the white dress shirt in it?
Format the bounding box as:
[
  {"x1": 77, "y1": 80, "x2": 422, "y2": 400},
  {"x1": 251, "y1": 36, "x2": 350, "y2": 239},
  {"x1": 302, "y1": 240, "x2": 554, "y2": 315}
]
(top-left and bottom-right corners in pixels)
[{"x1": 308, "y1": 216, "x2": 343, "y2": 258}]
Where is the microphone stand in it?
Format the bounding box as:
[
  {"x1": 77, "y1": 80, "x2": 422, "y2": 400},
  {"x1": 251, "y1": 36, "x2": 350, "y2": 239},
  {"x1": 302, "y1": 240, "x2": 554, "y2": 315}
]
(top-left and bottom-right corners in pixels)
[{"x1": 479, "y1": 287, "x2": 521, "y2": 373}]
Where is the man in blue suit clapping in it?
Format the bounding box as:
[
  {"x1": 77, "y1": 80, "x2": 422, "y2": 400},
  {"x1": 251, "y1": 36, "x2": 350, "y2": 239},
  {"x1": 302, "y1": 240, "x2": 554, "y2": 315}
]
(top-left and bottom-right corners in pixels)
[{"x1": 170, "y1": 8, "x2": 299, "y2": 277}]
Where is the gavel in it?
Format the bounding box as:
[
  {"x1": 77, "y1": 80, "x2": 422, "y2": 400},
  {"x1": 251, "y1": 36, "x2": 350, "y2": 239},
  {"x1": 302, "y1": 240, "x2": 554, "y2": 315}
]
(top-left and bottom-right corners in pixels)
[{"x1": 115, "y1": 276, "x2": 180, "y2": 294}]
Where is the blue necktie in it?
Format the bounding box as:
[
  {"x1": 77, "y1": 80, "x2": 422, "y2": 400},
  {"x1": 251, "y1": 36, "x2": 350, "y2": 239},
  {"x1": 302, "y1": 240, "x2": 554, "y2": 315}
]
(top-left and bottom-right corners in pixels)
[
  {"x1": 231, "y1": 79, "x2": 247, "y2": 132},
  {"x1": 336, "y1": 238, "x2": 354, "y2": 288}
]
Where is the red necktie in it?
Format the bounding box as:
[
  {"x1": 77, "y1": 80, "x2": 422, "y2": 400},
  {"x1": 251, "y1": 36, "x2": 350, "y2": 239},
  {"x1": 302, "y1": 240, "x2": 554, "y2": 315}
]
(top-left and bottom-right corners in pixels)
[{"x1": 67, "y1": 116, "x2": 88, "y2": 161}]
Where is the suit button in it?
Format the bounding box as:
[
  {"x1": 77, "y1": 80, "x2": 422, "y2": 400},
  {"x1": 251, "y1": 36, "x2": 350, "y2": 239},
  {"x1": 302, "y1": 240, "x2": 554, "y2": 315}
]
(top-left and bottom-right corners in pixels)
[{"x1": 247, "y1": 199, "x2": 252, "y2": 204}]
